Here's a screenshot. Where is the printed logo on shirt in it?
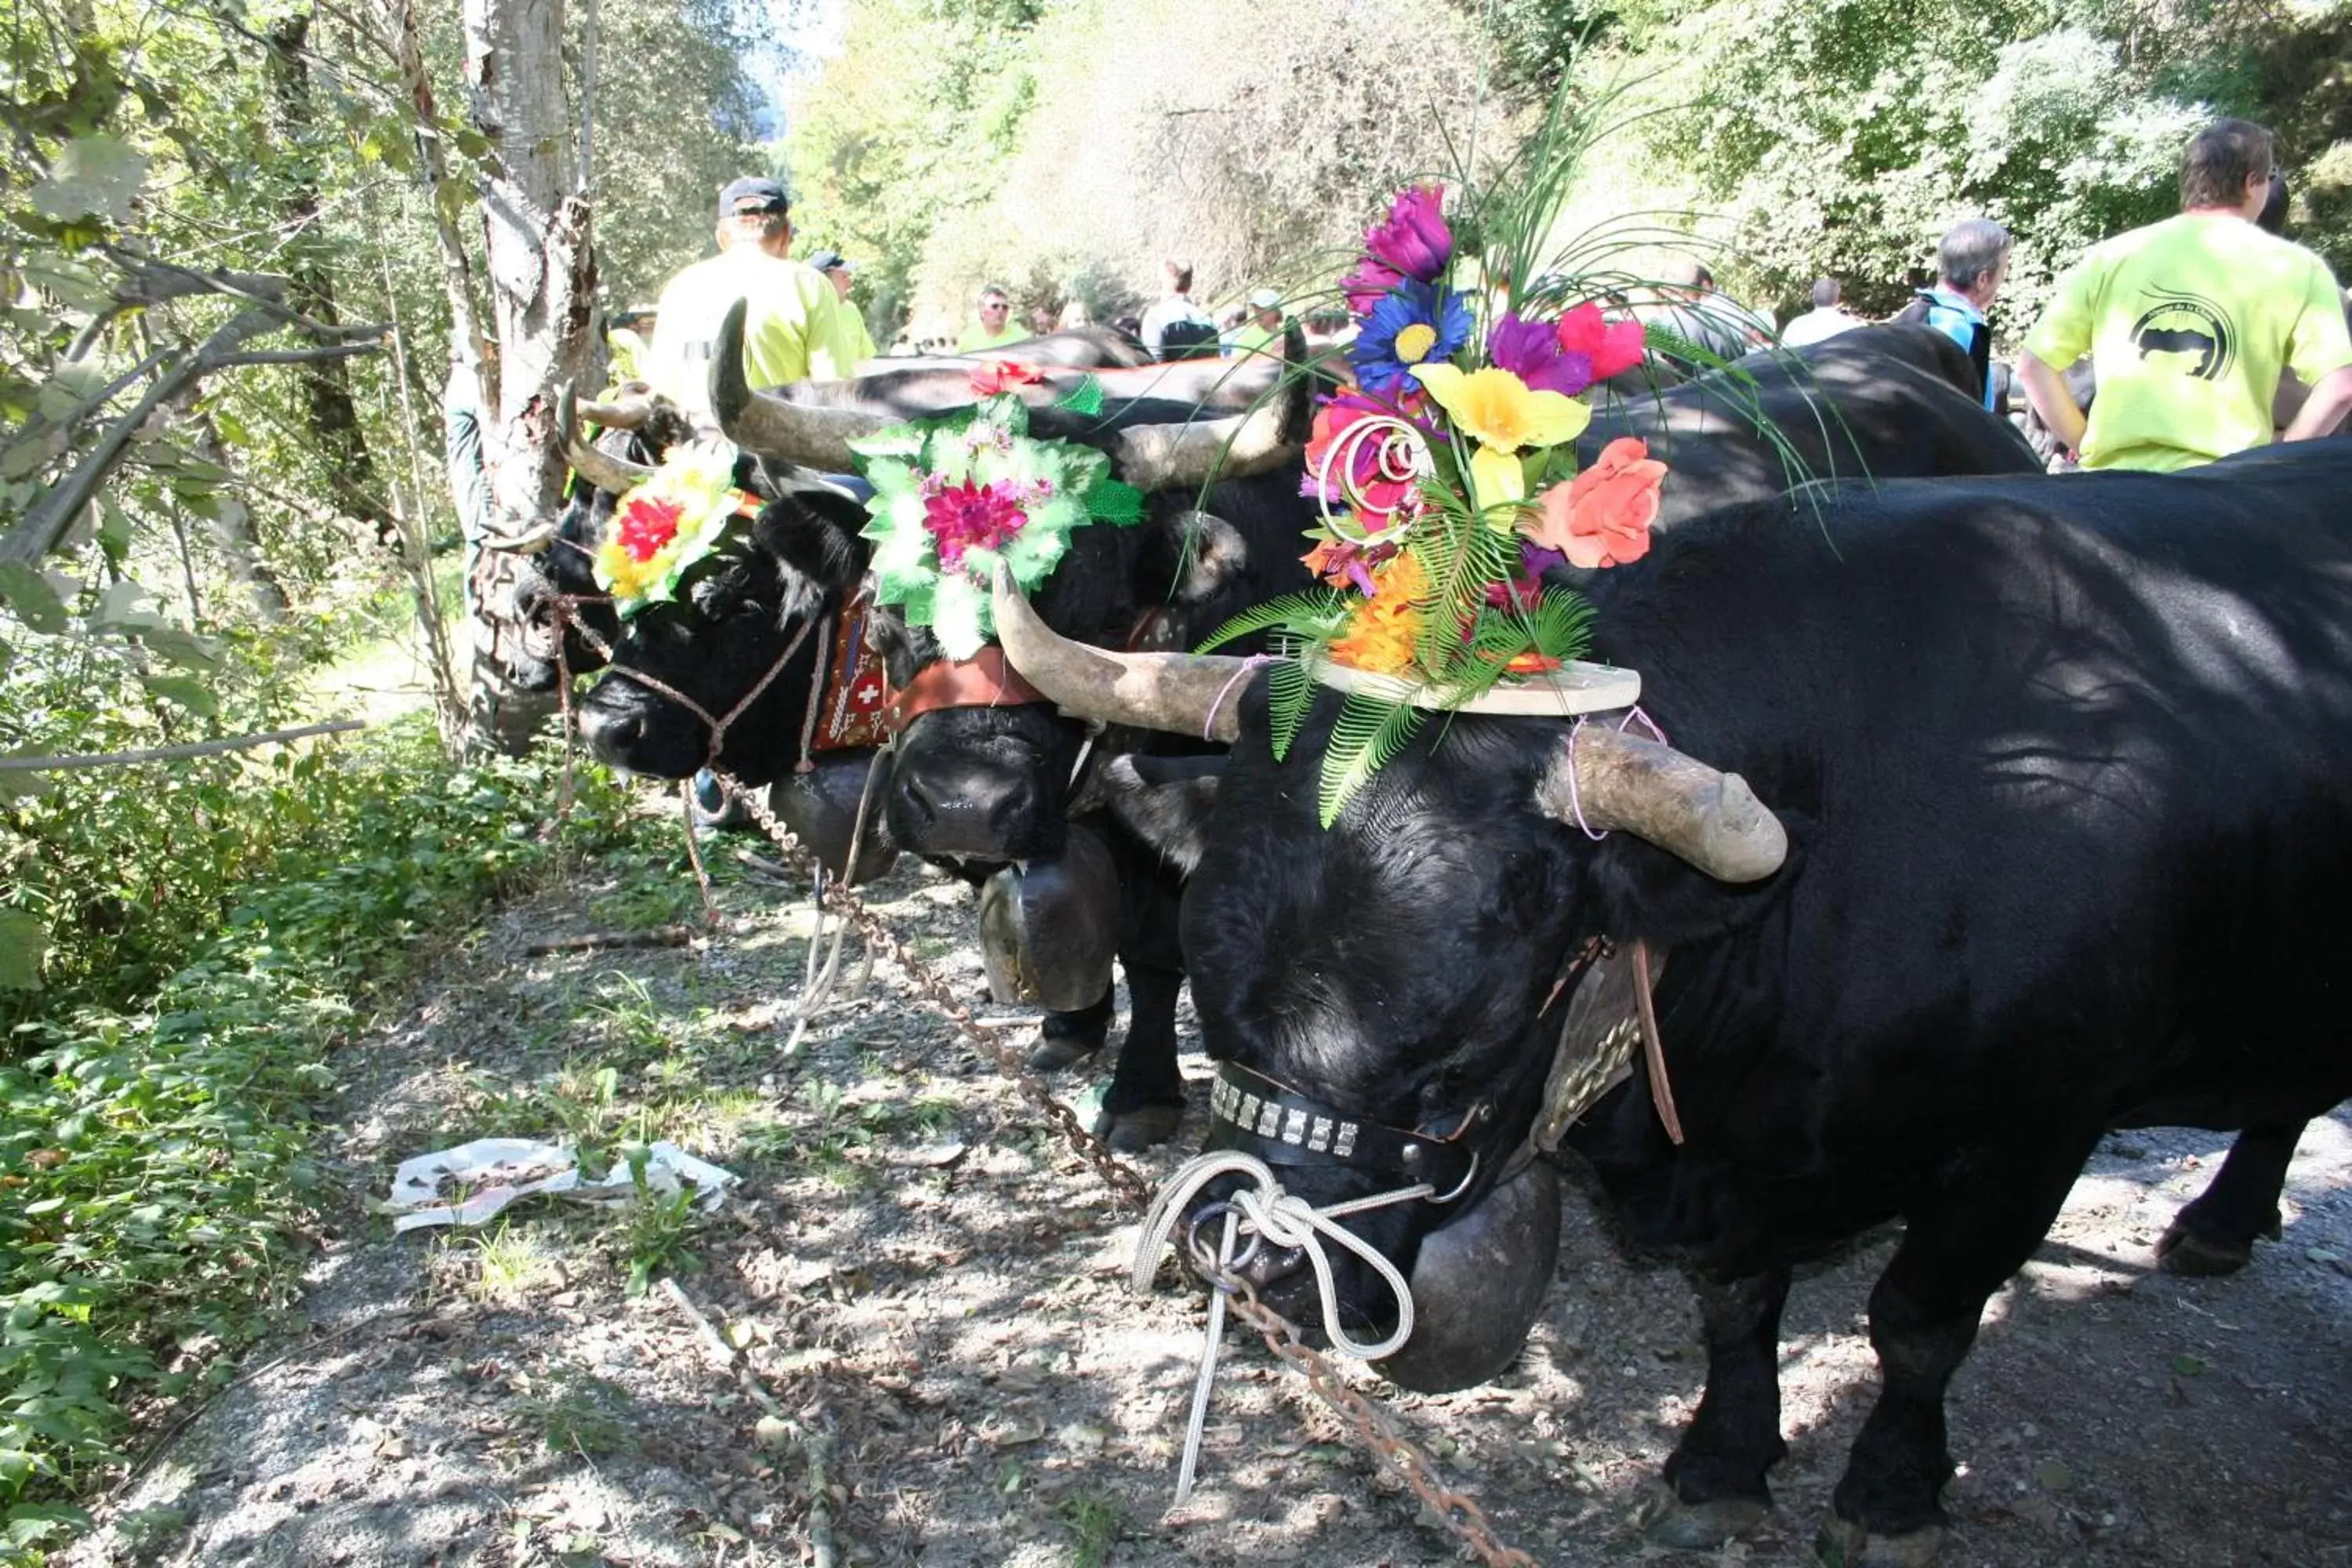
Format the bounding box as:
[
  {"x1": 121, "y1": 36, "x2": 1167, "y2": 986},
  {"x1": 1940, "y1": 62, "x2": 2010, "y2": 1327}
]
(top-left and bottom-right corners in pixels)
[{"x1": 2130, "y1": 287, "x2": 2234, "y2": 382}]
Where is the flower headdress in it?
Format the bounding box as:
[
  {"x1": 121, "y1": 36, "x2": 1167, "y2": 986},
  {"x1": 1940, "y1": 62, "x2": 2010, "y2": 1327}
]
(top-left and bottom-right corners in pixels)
[
  {"x1": 855, "y1": 368, "x2": 1142, "y2": 659},
  {"x1": 1205, "y1": 181, "x2": 1670, "y2": 825},
  {"x1": 593, "y1": 446, "x2": 763, "y2": 615}
]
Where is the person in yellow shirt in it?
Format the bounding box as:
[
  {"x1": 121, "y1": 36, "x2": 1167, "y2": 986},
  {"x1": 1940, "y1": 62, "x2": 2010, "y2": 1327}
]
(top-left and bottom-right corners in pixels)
[
  {"x1": 2020, "y1": 119, "x2": 2352, "y2": 471},
  {"x1": 808, "y1": 249, "x2": 878, "y2": 365},
  {"x1": 1228, "y1": 288, "x2": 1286, "y2": 358},
  {"x1": 956, "y1": 285, "x2": 1029, "y2": 353},
  {"x1": 643, "y1": 177, "x2": 861, "y2": 428}
]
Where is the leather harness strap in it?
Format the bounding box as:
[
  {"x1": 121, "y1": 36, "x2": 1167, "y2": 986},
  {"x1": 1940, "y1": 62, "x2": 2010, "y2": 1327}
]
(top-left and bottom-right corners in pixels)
[
  {"x1": 883, "y1": 644, "x2": 1050, "y2": 735},
  {"x1": 1632, "y1": 938, "x2": 1682, "y2": 1145}
]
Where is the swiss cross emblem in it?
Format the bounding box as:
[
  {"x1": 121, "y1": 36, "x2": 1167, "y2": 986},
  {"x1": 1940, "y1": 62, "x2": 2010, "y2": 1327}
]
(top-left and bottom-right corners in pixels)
[{"x1": 849, "y1": 675, "x2": 884, "y2": 713}]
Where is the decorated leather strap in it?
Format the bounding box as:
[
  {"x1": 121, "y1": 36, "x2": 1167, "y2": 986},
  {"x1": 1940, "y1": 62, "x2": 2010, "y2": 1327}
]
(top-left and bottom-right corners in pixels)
[
  {"x1": 883, "y1": 644, "x2": 1051, "y2": 735},
  {"x1": 1205, "y1": 1059, "x2": 1484, "y2": 1195},
  {"x1": 811, "y1": 608, "x2": 892, "y2": 754}
]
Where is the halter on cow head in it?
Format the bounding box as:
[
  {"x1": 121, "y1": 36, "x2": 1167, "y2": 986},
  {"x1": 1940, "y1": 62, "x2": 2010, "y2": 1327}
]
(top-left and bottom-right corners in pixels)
[{"x1": 985, "y1": 558, "x2": 1788, "y2": 1390}]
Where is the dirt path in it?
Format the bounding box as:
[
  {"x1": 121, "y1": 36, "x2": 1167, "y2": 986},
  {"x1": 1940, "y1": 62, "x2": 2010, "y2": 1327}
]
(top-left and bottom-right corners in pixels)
[{"x1": 61, "y1": 836, "x2": 2352, "y2": 1568}]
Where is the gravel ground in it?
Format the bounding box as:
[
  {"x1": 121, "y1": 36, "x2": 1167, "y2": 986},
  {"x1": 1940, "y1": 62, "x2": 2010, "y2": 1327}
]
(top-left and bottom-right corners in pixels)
[{"x1": 60, "y1": 826, "x2": 2352, "y2": 1568}]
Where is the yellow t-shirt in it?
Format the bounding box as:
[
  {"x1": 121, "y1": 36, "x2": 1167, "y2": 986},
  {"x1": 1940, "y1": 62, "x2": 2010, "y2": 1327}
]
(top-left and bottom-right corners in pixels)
[
  {"x1": 2024, "y1": 212, "x2": 2352, "y2": 472},
  {"x1": 956, "y1": 322, "x2": 1031, "y2": 354},
  {"x1": 644, "y1": 249, "x2": 861, "y2": 423},
  {"x1": 833, "y1": 293, "x2": 878, "y2": 365}
]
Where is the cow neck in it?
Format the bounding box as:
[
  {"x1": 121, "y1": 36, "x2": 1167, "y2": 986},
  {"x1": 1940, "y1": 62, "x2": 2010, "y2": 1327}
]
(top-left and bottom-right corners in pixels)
[{"x1": 882, "y1": 644, "x2": 1049, "y2": 735}]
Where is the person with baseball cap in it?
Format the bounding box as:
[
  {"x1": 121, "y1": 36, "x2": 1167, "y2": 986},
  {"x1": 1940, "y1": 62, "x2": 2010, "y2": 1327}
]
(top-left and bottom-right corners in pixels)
[
  {"x1": 643, "y1": 176, "x2": 863, "y2": 424},
  {"x1": 1229, "y1": 287, "x2": 1287, "y2": 358},
  {"x1": 807, "y1": 249, "x2": 877, "y2": 363}
]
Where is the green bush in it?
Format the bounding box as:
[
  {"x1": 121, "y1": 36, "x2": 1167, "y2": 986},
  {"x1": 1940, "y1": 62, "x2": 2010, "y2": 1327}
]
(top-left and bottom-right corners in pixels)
[{"x1": 0, "y1": 716, "x2": 641, "y2": 1555}]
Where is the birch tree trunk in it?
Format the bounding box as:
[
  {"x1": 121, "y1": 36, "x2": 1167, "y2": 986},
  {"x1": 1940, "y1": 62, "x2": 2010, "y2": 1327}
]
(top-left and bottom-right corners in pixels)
[{"x1": 457, "y1": 0, "x2": 600, "y2": 754}]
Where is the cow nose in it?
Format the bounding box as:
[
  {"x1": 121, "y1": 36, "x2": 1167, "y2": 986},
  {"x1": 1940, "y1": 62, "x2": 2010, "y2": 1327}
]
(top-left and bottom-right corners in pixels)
[
  {"x1": 893, "y1": 767, "x2": 1040, "y2": 858},
  {"x1": 575, "y1": 693, "x2": 644, "y2": 766}
]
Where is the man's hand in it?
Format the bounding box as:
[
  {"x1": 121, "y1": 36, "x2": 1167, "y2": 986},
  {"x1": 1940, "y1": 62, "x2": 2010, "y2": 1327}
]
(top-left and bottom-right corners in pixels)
[
  {"x1": 2281, "y1": 364, "x2": 2352, "y2": 443},
  {"x1": 2018, "y1": 350, "x2": 2089, "y2": 457}
]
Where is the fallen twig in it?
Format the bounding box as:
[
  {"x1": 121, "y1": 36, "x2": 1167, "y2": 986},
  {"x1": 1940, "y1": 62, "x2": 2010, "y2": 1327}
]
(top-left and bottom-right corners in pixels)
[
  {"x1": 521, "y1": 927, "x2": 695, "y2": 956},
  {"x1": 657, "y1": 1276, "x2": 840, "y2": 1568}
]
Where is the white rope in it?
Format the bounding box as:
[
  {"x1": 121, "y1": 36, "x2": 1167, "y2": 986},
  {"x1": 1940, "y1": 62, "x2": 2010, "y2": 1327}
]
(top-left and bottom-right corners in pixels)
[{"x1": 1135, "y1": 1149, "x2": 1441, "y2": 1505}]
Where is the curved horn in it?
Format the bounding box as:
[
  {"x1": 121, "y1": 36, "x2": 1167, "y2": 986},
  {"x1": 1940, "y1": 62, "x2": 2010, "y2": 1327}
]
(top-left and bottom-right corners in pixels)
[
  {"x1": 560, "y1": 384, "x2": 655, "y2": 492},
  {"x1": 1534, "y1": 724, "x2": 1787, "y2": 883},
  {"x1": 711, "y1": 298, "x2": 895, "y2": 469},
  {"x1": 481, "y1": 521, "x2": 559, "y2": 554},
  {"x1": 574, "y1": 387, "x2": 657, "y2": 430},
  {"x1": 1107, "y1": 322, "x2": 1312, "y2": 492},
  {"x1": 990, "y1": 562, "x2": 1256, "y2": 740}
]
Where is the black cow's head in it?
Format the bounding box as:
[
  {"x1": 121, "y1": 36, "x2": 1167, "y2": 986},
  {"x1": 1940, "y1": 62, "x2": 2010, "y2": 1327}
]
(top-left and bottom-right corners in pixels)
[
  {"x1": 696, "y1": 303, "x2": 1316, "y2": 868},
  {"x1": 483, "y1": 387, "x2": 694, "y2": 694},
  {"x1": 574, "y1": 466, "x2": 872, "y2": 782},
  {"x1": 989, "y1": 569, "x2": 1790, "y2": 1388}
]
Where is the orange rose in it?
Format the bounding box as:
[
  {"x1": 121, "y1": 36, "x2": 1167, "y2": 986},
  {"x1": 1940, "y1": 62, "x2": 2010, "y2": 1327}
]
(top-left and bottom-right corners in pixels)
[{"x1": 1523, "y1": 436, "x2": 1667, "y2": 569}]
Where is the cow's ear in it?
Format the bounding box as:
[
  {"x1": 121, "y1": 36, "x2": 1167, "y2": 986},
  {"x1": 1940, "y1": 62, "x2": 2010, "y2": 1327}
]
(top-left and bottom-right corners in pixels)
[
  {"x1": 1169, "y1": 510, "x2": 1248, "y2": 605},
  {"x1": 750, "y1": 472, "x2": 871, "y2": 593},
  {"x1": 1102, "y1": 753, "x2": 1223, "y2": 875},
  {"x1": 1581, "y1": 813, "x2": 1810, "y2": 949}
]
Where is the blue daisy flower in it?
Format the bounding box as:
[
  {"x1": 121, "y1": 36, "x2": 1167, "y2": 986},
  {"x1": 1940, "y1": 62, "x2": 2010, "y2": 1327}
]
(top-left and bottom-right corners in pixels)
[{"x1": 1348, "y1": 280, "x2": 1475, "y2": 393}]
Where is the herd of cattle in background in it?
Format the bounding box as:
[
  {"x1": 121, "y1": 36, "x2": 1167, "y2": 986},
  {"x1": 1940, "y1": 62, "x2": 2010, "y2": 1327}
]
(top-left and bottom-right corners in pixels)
[{"x1": 481, "y1": 311, "x2": 2352, "y2": 1564}]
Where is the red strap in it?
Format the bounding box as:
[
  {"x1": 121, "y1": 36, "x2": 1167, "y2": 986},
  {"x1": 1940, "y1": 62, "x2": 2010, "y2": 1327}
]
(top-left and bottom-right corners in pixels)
[{"x1": 884, "y1": 644, "x2": 1051, "y2": 735}]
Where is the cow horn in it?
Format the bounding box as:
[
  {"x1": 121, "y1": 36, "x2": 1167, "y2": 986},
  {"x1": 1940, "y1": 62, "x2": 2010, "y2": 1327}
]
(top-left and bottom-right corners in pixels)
[
  {"x1": 990, "y1": 563, "x2": 1257, "y2": 741},
  {"x1": 1106, "y1": 323, "x2": 1312, "y2": 492},
  {"x1": 559, "y1": 384, "x2": 655, "y2": 492},
  {"x1": 711, "y1": 299, "x2": 895, "y2": 469},
  {"x1": 481, "y1": 521, "x2": 559, "y2": 554},
  {"x1": 1534, "y1": 724, "x2": 1787, "y2": 883},
  {"x1": 574, "y1": 387, "x2": 657, "y2": 430}
]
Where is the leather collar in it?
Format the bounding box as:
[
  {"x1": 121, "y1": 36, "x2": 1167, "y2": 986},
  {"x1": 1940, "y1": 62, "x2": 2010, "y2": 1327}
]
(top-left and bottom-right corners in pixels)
[
  {"x1": 1206, "y1": 1059, "x2": 1489, "y2": 1198},
  {"x1": 883, "y1": 644, "x2": 1050, "y2": 735}
]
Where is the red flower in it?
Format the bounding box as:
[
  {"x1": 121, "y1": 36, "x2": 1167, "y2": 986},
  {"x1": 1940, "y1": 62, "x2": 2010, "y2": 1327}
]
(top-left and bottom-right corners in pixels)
[
  {"x1": 970, "y1": 360, "x2": 1045, "y2": 397},
  {"x1": 922, "y1": 477, "x2": 1029, "y2": 571},
  {"x1": 615, "y1": 495, "x2": 684, "y2": 562},
  {"x1": 1555, "y1": 303, "x2": 1647, "y2": 383}
]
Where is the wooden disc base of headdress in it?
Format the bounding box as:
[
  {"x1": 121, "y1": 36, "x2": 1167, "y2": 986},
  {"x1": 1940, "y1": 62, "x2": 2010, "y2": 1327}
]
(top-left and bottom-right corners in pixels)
[{"x1": 1312, "y1": 659, "x2": 1642, "y2": 715}]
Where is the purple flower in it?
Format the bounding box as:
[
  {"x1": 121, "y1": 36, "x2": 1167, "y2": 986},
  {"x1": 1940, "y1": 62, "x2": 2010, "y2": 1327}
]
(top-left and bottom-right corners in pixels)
[
  {"x1": 1486, "y1": 313, "x2": 1595, "y2": 397},
  {"x1": 1340, "y1": 257, "x2": 1406, "y2": 316},
  {"x1": 1520, "y1": 540, "x2": 1566, "y2": 576},
  {"x1": 1363, "y1": 185, "x2": 1450, "y2": 284}
]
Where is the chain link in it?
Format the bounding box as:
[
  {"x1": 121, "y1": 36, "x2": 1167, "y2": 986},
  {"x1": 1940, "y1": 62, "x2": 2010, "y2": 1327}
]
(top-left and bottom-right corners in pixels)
[{"x1": 543, "y1": 568, "x2": 1535, "y2": 1565}]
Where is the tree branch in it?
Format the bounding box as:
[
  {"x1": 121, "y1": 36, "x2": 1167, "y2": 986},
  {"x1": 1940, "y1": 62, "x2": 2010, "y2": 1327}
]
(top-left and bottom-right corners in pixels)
[
  {"x1": 0, "y1": 303, "x2": 385, "y2": 564},
  {"x1": 0, "y1": 720, "x2": 365, "y2": 772}
]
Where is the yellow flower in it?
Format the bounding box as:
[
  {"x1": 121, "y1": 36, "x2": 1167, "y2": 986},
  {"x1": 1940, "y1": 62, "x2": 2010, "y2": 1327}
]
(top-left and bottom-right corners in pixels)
[
  {"x1": 1329, "y1": 552, "x2": 1431, "y2": 675},
  {"x1": 1410, "y1": 363, "x2": 1592, "y2": 453},
  {"x1": 1466, "y1": 444, "x2": 1527, "y2": 514}
]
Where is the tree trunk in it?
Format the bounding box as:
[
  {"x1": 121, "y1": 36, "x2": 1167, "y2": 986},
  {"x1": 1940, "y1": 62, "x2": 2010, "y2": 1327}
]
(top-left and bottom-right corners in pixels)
[
  {"x1": 263, "y1": 9, "x2": 396, "y2": 543},
  {"x1": 456, "y1": 0, "x2": 599, "y2": 755}
]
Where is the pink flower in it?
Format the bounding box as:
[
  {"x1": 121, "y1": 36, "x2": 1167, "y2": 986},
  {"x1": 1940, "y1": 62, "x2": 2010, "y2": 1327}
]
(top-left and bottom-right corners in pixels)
[
  {"x1": 1340, "y1": 257, "x2": 1405, "y2": 316},
  {"x1": 1524, "y1": 437, "x2": 1667, "y2": 569},
  {"x1": 1363, "y1": 185, "x2": 1451, "y2": 283},
  {"x1": 1555, "y1": 303, "x2": 1647, "y2": 383},
  {"x1": 1302, "y1": 390, "x2": 1429, "y2": 521},
  {"x1": 923, "y1": 477, "x2": 1029, "y2": 572}
]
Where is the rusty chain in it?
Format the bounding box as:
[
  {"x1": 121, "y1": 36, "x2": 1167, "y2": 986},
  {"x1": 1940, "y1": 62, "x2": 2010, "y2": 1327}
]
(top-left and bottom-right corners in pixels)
[{"x1": 541, "y1": 596, "x2": 1537, "y2": 1565}]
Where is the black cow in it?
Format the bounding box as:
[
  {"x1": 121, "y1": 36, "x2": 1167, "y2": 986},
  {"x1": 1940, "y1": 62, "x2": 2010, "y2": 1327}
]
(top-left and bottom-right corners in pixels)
[
  {"x1": 995, "y1": 441, "x2": 2352, "y2": 1564},
  {"x1": 579, "y1": 303, "x2": 1308, "y2": 1139}
]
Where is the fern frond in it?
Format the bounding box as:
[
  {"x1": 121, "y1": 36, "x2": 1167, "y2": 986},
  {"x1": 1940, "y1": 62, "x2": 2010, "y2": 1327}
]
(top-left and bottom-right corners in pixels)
[
  {"x1": 1199, "y1": 589, "x2": 1351, "y2": 652},
  {"x1": 1318, "y1": 691, "x2": 1425, "y2": 828},
  {"x1": 1530, "y1": 586, "x2": 1596, "y2": 662},
  {"x1": 1266, "y1": 654, "x2": 1312, "y2": 763}
]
